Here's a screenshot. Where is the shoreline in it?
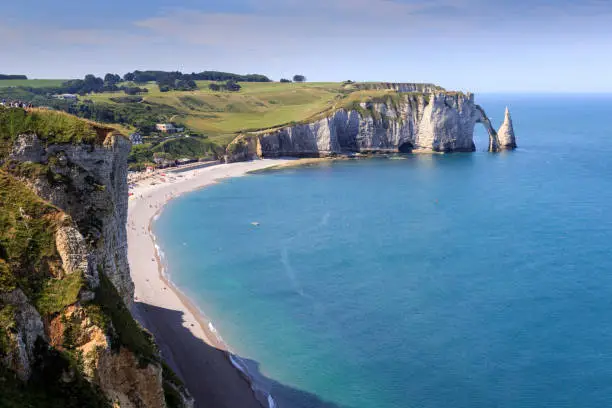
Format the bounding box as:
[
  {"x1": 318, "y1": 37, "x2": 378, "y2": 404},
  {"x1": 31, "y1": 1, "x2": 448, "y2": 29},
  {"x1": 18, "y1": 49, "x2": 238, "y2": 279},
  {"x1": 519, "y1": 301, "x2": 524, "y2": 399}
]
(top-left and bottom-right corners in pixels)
[{"x1": 127, "y1": 159, "x2": 293, "y2": 408}]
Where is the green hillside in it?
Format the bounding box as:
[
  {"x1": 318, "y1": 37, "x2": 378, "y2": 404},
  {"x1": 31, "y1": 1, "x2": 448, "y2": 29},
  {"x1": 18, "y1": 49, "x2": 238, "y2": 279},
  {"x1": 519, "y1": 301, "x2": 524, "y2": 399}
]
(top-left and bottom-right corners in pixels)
[
  {"x1": 0, "y1": 76, "x2": 444, "y2": 168},
  {"x1": 86, "y1": 81, "x2": 347, "y2": 145},
  {"x1": 0, "y1": 79, "x2": 69, "y2": 88}
]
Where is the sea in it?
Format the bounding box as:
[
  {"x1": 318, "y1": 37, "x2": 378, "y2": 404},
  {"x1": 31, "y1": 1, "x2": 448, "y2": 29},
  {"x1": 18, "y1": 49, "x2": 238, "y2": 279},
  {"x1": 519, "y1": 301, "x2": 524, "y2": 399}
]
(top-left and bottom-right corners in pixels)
[{"x1": 153, "y1": 94, "x2": 612, "y2": 408}]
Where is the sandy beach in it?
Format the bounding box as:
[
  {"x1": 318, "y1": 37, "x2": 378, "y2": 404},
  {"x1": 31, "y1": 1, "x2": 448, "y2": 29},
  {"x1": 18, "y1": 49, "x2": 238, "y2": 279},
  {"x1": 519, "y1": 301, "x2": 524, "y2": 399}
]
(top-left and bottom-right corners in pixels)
[{"x1": 127, "y1": 159, "x2": 291, "y2": 408}]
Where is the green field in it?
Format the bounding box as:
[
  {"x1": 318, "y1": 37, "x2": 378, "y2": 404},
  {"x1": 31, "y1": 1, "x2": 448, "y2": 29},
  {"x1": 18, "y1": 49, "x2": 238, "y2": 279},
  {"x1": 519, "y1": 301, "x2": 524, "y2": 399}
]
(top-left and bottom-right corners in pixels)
[
  {"x1": 0, "y1": 79, "x2": 70, "y2": 88},
  {"x1": 0, "y1": 80, "x2": 413, "y2": 145},
  {"x1": 85, "y1": 81, "x2": 400, "y2": 145},
  {"x1": 0, "y1": 79, "x2": 428, "y2": 168}
]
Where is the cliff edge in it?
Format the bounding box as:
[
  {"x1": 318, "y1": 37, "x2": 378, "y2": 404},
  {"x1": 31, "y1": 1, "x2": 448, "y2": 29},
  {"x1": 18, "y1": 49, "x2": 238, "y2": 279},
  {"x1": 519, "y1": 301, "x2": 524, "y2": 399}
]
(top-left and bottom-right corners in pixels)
[
  {"x1": 225, "y1": 84, "x2": 517, "y2": 162},
  {"x1": 0, "y1": 107, "x2": 192, "y2": 408}
]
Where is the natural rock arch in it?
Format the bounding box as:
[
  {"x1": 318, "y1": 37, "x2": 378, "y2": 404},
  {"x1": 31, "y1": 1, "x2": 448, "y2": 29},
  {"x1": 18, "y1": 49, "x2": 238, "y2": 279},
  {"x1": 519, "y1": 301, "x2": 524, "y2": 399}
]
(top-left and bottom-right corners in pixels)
[
  {"x1": 474, "y1": 105, "x2": 517, "y2": 152},
  {"x1": 474, "y1": 105, "x2": 501, "y2": 152}
]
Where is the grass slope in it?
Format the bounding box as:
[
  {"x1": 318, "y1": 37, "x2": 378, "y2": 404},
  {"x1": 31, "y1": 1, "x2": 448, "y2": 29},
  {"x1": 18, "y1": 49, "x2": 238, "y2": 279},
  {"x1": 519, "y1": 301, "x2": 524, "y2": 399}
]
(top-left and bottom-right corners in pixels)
[
  {"x1": 0, "y1": 79, "x2": 69, "y2": 88},
  {"x1": 88, "y1": 81, "x2": 346, "y2": 145},
  {"x1": 0, "y1": 107, "x2": 121, "y2": 158}
]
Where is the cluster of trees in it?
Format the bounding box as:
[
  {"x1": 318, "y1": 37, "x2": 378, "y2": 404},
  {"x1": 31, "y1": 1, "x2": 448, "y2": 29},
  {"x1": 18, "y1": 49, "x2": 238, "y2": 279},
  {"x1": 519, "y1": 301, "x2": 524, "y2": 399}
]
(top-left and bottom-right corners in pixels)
[
  {"x1": 61, "y1": 75, "x2": 113, "y2": 94},
  {"x1": 123, "y1": 86, "x2": 149, "y2": 95},
  {"x1": 41, "y1": 74, "x2": 149, "y2": 95},
  {"x1": 189, "y1": 71, "x2": 270, "y2": 82},
  {"x1": 208, "y1": 80, "x2": 241, "y2": 92},
  {"x1": 279, "y1": 75, "x2": 306, "y2": 83},
  {"x1": 0, "y1": 74, "x2": 27, "y2": 80},
  {"x1": 122, "y1": 70, "x2": 271, "y2": 86},
  {"x1": 128, "y1": 137, "x2": 222, "y2": 171},
  {"x1": 65, "y1": 100, "x2": 179, "y2": 134},
  {"x1": 122, "y1": 71, "x2": 196, "y2": 91},
  {"x1": 158, "y1": 77, "x2": 197, "y2": 92}
]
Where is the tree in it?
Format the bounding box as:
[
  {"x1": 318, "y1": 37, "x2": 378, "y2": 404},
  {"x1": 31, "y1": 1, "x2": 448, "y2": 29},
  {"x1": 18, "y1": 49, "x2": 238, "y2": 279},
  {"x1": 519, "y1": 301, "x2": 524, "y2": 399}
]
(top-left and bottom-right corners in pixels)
[
  {"x1": 293, "y1": 75, "x2": 306, "y2": 82},
  {"x1": 104, "y1": 73, "x2": 121, "y2": 85},
  {"x1": 123, "y1": 72, "x2": 135, "y2": 81},
  {"x1": 224, "y1": 80, "x2": 241, "y2": 92},
  {"x1": 280, "y1": 78, "x2": 292, "y2": 83},
  {"x1": 208, "y1": 83, "x2": 221, "y2": 91}
]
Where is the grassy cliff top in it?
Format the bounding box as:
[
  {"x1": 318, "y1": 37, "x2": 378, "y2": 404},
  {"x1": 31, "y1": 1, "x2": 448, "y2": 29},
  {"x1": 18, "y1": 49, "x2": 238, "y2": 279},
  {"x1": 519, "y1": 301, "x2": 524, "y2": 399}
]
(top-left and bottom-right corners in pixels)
[
  {"x1": 1, "y1": 80, "x2": 453, "y2": 147},
  {"x1": 0, "y1": 107, "x2": 121, "y2": 154},
  {"x1": 82, "y1": 81, "x2": 452, "y2": 145}
]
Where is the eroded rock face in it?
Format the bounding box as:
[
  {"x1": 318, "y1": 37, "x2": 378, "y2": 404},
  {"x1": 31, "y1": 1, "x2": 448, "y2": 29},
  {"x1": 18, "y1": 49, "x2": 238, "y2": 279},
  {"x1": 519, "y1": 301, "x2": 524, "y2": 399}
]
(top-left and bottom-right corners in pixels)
[
  {"x1": 230, "y1": 91, "x2": 513, "y2": 159},
  {"x1": 48, "y1": 305, "x2": 185, "y2": 408},
  {"x1": 10, "y1": 133, "x2": 133, "y2": 305},
  {"x1": 0, "y1": 289, "x2": 45, "y2": 381},
  {"x1": 48, "y1": 305, "x2": 109, "y2": 379},
  {"x1": 497, "y1": 107, "x2": 517, "y2": 149},
  {"x1": 10, "y1": 133, "x2": 44, "y2": 162},
  {"x1": 4, "y1": 131, "x2": 193, "y2": 407},
  {"x1": 56, "y1": 226, "x2": 91, "y2": 276},
  {"x1": 97, "y1": 348, "x2": 166, "y2": 408}
]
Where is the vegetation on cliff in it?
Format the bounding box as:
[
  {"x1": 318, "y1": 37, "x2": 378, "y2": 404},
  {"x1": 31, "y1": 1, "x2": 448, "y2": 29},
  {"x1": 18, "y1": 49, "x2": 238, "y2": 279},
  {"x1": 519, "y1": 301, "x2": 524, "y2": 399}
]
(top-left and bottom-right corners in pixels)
[
  {"x1": 0, "y1": 109, "x2": 188, "y2": 407},
  {"x1": 0, "y1": 171, "x2": 63, "y2": 296},
  {"x1": 92, "y1": 272, "x2": 158, "y2": 365},
  {"x1": 0, "y1": 108, "x2": 117, "y2": 155},
  {"x1": 0, "y1": 171, "x2": 111, "y2": 407},
  {"x1": 1, "y1": 80, "x2": 453, "y2": 168}
]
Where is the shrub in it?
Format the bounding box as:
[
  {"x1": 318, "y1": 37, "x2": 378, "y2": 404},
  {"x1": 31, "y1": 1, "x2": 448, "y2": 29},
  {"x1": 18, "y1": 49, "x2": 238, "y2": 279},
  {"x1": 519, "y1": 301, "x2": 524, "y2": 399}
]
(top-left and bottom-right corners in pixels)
[{"x1": 35, "y1": 272, "x2": 84, "y2": 316}]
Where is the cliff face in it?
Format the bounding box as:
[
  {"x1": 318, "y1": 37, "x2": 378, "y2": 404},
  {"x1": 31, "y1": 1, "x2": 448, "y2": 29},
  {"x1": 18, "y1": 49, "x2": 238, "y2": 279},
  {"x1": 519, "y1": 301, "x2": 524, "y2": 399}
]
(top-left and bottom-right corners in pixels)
[
  {"x1": 0, "y1": 108, "x2": 192, "y2": 408},
  {"x1": 226, "y1": 90, "x2": 516, "y2": 161},
  {"x1": 11, "y1": 132, "x2": 133, "y2": 305}
]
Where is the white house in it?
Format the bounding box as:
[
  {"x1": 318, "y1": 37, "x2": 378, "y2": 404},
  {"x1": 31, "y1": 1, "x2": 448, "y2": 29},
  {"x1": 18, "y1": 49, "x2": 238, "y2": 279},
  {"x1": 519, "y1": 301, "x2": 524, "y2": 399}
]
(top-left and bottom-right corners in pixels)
[
  {"x1": 129, "y1": 133, "x2": 143, "y2": 145},
  {"x1": 55, "y1": 94, "x2": 78, "y2": 100},
  {"x1": 155, "y1": 123, "x2": 185, "y2": 133},
  {"x1": 156, "y1": 123, "x2": 175, "y2": 133}
]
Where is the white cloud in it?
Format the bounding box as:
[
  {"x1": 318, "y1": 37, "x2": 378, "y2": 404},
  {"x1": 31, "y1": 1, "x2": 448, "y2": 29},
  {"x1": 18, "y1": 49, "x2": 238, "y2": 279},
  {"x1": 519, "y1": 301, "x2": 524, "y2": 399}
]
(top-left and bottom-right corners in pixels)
[{"x1": 132, "y1": 0, "x2": 469, "y2": 49}]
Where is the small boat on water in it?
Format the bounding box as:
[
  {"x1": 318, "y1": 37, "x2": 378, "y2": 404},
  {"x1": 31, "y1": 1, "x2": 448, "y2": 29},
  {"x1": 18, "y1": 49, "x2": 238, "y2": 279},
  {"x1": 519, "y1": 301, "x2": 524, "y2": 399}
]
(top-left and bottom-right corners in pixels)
[{"x1": 251, "y1": 222, "x2": 260, "y2": 227}]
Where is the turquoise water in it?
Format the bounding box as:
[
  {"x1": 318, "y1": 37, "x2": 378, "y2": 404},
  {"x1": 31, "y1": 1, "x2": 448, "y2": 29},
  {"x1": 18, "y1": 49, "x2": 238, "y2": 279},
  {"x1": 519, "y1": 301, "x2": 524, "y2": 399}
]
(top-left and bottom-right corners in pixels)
[{"x1": 154, "y1": 95, "x2": 612, "y2": 408}]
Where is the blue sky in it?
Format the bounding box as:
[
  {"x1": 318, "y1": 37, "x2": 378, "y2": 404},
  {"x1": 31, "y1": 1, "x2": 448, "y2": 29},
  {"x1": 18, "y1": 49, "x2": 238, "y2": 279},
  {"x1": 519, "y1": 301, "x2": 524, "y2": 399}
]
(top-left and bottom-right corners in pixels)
[{"x1": 2, "y1": 0, "x2": 612, "y2": 92}]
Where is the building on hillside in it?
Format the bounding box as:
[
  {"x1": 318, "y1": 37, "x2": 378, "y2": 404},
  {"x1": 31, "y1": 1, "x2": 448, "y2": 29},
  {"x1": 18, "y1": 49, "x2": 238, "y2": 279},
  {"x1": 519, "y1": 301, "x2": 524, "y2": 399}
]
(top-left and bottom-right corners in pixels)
[
  {"x1": 129, "y1": 132, "x2": 143, "y2": 145},
  {"x1": 54, "y1": 94, "x2": 78, "y2": 100},
  {"x1": 155, "y1": 123, "x2": 174, "y2": 133},
  {"x1": 155, "y1": 123, "x2": 185, "y2": 133}
]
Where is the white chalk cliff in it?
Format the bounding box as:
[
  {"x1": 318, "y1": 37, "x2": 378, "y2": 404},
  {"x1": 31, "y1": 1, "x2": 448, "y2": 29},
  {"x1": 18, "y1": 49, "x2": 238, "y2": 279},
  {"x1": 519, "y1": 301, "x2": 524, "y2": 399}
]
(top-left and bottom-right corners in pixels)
[
  {"x1": 497, "y1": 107, "x2": 517, "y2": 149},
  {"x1": 226, "y1": 87, "x2": 517, "y2": 161}
]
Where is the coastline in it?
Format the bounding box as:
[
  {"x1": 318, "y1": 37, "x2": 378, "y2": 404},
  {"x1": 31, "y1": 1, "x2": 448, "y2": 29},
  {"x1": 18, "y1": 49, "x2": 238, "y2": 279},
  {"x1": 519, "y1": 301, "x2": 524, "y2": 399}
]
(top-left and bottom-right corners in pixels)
[{"x1": 127, "y1": 159, "x2": 291, "y2": 408}]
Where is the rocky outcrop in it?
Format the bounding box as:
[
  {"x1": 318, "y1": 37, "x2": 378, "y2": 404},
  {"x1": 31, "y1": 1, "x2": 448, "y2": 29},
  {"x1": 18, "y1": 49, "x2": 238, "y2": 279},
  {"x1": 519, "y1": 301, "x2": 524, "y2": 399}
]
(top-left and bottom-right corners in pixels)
[
  {"x1": 226, "y1": 90, "x2": 516, "y2": 160},
  {"x1": 97, "y1": 348, "x2": 166, "y2": 408},
  {"x1": 352, "y1": 82, "x2": 444, "y2": 93},
  {"x1": 10, "y1": 132, "x2": 133, "y2": 305},
  {"x1": 497, "y1": 107, "x2": 517, "y2": 149},
  {"x1": 0, "y1": 289, "x2": 45, "y2": 381},
  {"x1": 1, "y1": 111, "x2": 193, "y2": 407}
]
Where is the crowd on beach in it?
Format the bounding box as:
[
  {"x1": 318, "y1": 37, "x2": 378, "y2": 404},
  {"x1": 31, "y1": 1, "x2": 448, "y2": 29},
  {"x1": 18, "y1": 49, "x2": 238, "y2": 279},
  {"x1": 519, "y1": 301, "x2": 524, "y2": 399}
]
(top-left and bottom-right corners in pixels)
[
  {"x1": 128, "y1": 169, "x2": 188, "y2": 199},
  {"x1": 1, "y1": 99, "x2": 33, "y2": 109}
]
